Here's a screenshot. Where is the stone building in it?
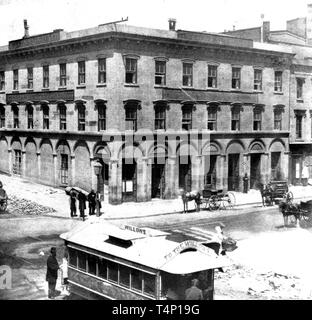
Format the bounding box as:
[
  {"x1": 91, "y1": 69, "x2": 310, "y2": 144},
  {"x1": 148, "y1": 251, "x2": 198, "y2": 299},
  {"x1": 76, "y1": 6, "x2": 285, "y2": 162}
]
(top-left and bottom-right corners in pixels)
[
  {"x1": 0, "y1": 19, "x2": 293, "y2": 204},
  {"x1": 223, "y1": 4, "x2": 312, "y2": 186}
]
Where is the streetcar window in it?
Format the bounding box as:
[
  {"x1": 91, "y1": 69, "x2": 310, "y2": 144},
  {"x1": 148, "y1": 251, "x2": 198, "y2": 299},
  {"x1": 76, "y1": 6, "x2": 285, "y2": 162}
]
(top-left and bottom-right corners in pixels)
[
  {"x1": 143, "y1": 273, "x2": 156, "y2": 296},
  {"x1": 119, "y1": 264, "x2": 130, "y2": 288},
  {"x1": 107, "y1": 260, "x2": 118, "y2": 282},
  {"x1": 87, "y1": 254, "x2": 97, "y2": 275},
  {"x1": 77, "y1": 251, "x2": 87, "y2": 271},
  {"x1": 98, "y1": 258, "x2": 107, "y2": 279},
  {"x1": 68, "y1": 248, "x2": 77, "y2": 268},
  {"x1": 131, "y1": 269, "x2": 143, "y2": 292}
]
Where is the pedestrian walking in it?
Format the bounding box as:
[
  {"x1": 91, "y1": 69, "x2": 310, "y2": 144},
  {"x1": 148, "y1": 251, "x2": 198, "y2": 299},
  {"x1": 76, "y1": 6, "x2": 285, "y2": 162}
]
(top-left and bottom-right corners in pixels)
[
  {"x1": 78, "y1": 191, "x2": 87, "y2": 221},
  {"x1": 60, "y1": 251, "x2": 69, "y2": 296},
  {"x1": 69, "y1": 190, "x2": 77, "y2": 217},
  {"x1": 46, "y1": 247, "x2": 59, "y2": 299},
  {"x1": 87, "y1": 189, "x2": 96, "y2": 216}
]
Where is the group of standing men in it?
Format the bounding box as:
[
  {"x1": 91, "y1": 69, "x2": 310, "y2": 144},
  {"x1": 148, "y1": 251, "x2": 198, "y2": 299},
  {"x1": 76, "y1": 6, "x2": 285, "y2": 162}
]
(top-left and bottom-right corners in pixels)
[{"x1": 69, "y1": 189, "x2": 101, "y2": 221}]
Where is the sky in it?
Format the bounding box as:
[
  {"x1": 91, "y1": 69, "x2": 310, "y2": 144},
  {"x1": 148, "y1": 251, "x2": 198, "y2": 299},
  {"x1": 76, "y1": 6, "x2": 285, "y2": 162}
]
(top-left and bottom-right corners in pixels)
[{"x1": 0, "y1": 0, "x2": 310, "y2": 46}]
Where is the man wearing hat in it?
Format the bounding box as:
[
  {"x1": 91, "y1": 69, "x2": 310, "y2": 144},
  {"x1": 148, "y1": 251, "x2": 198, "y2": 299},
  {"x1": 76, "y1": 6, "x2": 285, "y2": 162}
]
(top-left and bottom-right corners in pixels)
[{"x1": 46, "y1": 247, "x2": 59, "y2": 299}]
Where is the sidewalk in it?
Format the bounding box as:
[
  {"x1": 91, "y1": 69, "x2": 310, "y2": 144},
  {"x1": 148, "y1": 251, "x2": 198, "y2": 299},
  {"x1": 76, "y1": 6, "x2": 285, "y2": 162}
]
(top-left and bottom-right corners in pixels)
[{"x1": 1, "y1": 173, "x2": 312, "y2": 220}]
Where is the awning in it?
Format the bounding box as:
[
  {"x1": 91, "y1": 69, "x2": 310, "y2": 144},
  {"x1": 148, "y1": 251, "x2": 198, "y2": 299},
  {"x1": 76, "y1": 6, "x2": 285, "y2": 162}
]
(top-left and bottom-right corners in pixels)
[{"x1": 160, "y1": 251, "x2": 232, "y2": 274}]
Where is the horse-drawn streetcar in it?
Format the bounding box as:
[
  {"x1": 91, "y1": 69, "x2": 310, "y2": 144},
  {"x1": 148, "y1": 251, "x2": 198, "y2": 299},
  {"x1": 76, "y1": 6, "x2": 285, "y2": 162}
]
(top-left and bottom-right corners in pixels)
[{"x1": 60, "y1": 220, "x2": 233, "y2": 300}]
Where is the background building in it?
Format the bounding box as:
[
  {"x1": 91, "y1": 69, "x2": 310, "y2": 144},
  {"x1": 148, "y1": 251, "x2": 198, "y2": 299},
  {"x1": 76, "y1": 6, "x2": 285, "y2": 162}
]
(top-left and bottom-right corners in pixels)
[{"x1": 0, "y1": 19, "x2": 293, "y2": 204}]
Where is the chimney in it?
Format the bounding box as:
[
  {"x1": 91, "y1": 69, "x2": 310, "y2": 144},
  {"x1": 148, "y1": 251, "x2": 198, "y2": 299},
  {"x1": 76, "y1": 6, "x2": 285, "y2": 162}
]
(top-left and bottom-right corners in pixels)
[
  {"x1": 262, "y1": 21, "x2": 270, "y2": 42},
  {"x1": 307, "y1": 4, "x2": 312, "y2": 41},
  {"x1": 168, "y1": 18, "x2": 176, "y2": 31},
  {"x1": 23, "y1": 19, "x2": 29, "y2": 38}
]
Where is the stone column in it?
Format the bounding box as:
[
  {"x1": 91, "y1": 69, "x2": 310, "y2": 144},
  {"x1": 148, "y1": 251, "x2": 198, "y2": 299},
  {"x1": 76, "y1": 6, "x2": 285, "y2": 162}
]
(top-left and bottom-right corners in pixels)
[
  {"x1": 90, "y1": 158, "x2": 97, "y2": 192},
  {"x1": 8, "y1": 149, "x2": 12, "y2": 175},
  {"x1": 164, "y1": 156, "x2": 176, "y2": 199},
  {"x1": 282, "y1": 151, "x2": 290, "y2": 181},
  {"x1": 109, "y1": 159, "x2": 122, "y2": 205},
  {"x1": 144, "y1": 157, "x2": 152, "y2": 201},
  {"x1": 136, "y1": 159, "x2": 144, "y2": 202},
  {"x1": 37, "y1": 152, "x2": 41, "y2": 179},
  {"x1": 71, "y1": 154, "x2": 75, "y2": 186},
  {"x1": 221, "y1": 154, "x2": 228, "y2": 191},
  {"x1": 216, "y1": 154, "x2": 225, "y2": 190},
  {"x1": 21, "y1": 150, "x2": 26, "y2": 177},
  {"x1": 260, "y1": 153, "x2": 269, "y2": 184},
  {"x1": 53, "y1": 153, "x2": 58, "y2": 187},
  {"x1": 191, "y1": 155, "x2": 202, "y2": 191}
]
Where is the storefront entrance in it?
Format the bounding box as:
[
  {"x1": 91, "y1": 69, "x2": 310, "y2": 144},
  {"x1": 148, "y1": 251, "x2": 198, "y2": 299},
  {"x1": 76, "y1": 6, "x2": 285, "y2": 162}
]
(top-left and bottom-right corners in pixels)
[
  {"x1": 250, "y1": 154, "x2": 261, "y2": 189},
  {"x1": 179, "y1": 156, "x2": 191, "y2": 192},
  {"x1": 122, "y1": 159, "x2": 137, "y2": 202},
  {"x1": 228, "y1": 154, "x2": 240, "y2": 191},
  {"x1": 152, "y1": 161, "x2": 166, "y2": 198}
]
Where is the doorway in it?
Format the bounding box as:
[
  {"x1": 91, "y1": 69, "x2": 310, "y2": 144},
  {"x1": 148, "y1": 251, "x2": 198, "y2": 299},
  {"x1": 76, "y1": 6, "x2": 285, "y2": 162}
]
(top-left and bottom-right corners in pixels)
[
  {"x1": 228, "y1": 153, "x2": 240, "y2": 191},
  {"x1": 179, "y1": 156, "x2": 191, "y2": 192},
  {"x1": 204, "y1": 155, "x2": 217, "y2": 189},
  {"x1": 122, "y1": 159, "x2": 137, "y2": 202},
  {"x1": 271, "y1": 152, "x2": 281, "y2": 181},
  {"x1": 152, "y1": 160, "x2": 166, "y2": 198},
  {"x1": 250, "y1": 154, "x2": 261, "y2": 189}
]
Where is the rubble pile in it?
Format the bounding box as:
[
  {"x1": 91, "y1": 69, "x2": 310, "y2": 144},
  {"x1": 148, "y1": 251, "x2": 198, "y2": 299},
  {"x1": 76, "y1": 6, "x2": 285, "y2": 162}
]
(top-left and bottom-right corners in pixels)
[
  {"x1": 7, "y1": 195, "x2": 56, "y2": 215},
  {"x1": 216, "y1": 264, "x2": 310, "y2": 300}
]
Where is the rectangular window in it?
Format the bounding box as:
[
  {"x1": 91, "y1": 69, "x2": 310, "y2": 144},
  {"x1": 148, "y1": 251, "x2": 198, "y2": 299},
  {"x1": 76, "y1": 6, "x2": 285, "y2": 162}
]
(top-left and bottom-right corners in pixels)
[
  {"x1": 274, "y1": 110, "x2": 282, "y2": 130},
  {"x1": 27, "y1": 106, "x2": 33, "y2": 129},
  {"x1": 155, "y1": 60, "x2": 166, "y2": 86},
  {"x1": 0, "y1": 71, "x2": 5, "y2": 91},
  {"x1": 274, "y1": 71, "x2": 282, "y2": 92},
  {"x1": 77, "y1": 251, "x2": 87, "y2": 271},
  {"x1": 296, "y1": 114, "x2": 303, "y2": 139},
  {"x1": 125, "y1": 107, "x2": 137, "y2": 131},
  {"x1": 254, "y1": 69, "x2": 262, "y2": 91},
  {"x1": 87, "y1": 254, "x2": 97, "y2": 275},
  {"x1": 98, "y1": 58, "x2": 106, "y2": 84},
  {"x1": 107, "y1": 260, "x2": 118, "y2": 283},
  {"x1": 119, "y1": 264, "x2": 130, "y2": 288},
  {"x1": 0, "y1": 106, "x2": 5, "y2": 128},
  {"x1": 297, "y1": 78, "x2": 304, "y2": 100},
  {"x1": 59, "y1": 105, "x2": 66, "y2": 130},
  {"x1": 97, "y1": 258, "x2": 107, "y2": 279},
  {"x1": 43, "y1": 65, "x2": 49, "y2": 88},
  {"x1": 125, "y1": 58, "x2": 137, "y2": 84},
  {"x1": 43, "y1": 105, "x2": 49, "y2": 129},
  {"x1": 182, "y1": 63, "x2": 193, "y2": 87},
  {"x1": 27, "y1": 67, "x2": 33, "y2": 89},
  {"x1": 78, "y1": 61, "x2": 86, "y2": 85},
  {"x1": 131, "y1": 269, "x2": 142, "y2": 292},
  {"x1": 253, "y1": 109, "x2": 262, "y2": 131},
  {"x1": 60, "y1": 154, "x2": 68, "y2": 185},
  {"x1": 207, "y1": 107, "x2": 217, "y2": 131},
  {"x1": 182, "y1": 106, "x2": 192, "y2": 130},
  {"x1": 208, "y1": 65, "x2": 217, "y2": 88},
  {"x1": 13, "y1": 106, "x2": 19, "y2": 128},
  {"x1": 155, "y1": 106, "x2": 166, "y2": 130},
  {"x1": 68, "y1": 248, "x2": 78, "y2": 268},
  {"x1": 13, "y1": 69, "x2": 18, "y2": 91},
  {"x1": 231, "y1": 108, "x2": 240, "y2": 130},
  {"x1": 143, "y1": 273, "x2": 156, "y2": 296},
  {"x1": 98, "y1": 104, "x2": 106, "y2": 131},
  {"x1": 232, "y1": 67, "x2": 241, "y2": 89},
  {"x1": 78, "y1": 105, "x2": 85, "y2": 131},
  {"x1": 59, "y1": 63, "x2": 67, "y2": 87}
]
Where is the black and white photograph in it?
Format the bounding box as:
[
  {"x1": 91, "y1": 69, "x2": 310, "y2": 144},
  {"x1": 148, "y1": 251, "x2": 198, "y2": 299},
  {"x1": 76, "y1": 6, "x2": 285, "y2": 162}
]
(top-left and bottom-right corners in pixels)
[{"x1": 1, "y1": 0, "x2": 312, "y2": 304}]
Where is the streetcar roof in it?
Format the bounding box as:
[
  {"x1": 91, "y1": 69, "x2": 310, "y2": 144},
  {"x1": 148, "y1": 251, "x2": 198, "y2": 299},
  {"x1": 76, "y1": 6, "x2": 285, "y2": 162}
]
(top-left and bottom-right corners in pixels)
[{"x1": 60, "y1": 218, "x2": 233, "y2": 273}]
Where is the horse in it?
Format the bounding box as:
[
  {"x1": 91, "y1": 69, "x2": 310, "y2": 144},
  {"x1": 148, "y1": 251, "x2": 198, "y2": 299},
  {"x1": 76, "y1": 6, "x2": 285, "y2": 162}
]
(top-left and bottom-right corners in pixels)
[
  {"x1": 259, "y1": 183, "x2": 273, "y2": 206},
  {"x1": 278, "y1": 200, "x2": 302, "y2": 227},
  {"x1": 181, "y1": 189, "x2": 201, "y2": 213}
]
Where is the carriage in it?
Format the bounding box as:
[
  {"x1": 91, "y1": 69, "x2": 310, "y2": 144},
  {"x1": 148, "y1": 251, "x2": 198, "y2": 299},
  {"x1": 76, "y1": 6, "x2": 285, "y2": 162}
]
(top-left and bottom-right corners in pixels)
[
  {"x1": 260, "y1": 181, "x2": 293, "y2": 206},
  {"x1": 181, "y1": 188, "x2": 236, "y2": 213},
  {"x1": 278, "y1": 199, "x2": 312, "y2": 227}
]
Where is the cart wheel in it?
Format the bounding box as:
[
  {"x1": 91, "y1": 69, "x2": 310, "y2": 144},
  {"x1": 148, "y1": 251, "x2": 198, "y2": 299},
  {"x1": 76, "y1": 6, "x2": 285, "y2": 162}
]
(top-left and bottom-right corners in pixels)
[
  {"x1": 209, "y1": 195, "x2": 220, "y2": 211},
  {"x1": 289, "y1": 214, "x2": 297, "y2": 225}
]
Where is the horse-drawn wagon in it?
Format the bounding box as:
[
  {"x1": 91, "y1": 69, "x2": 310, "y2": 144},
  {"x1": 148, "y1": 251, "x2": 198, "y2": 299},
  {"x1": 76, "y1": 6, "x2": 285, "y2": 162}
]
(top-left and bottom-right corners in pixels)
[
  {"x1": 181, "y1": 188, "x2": 236, "y2": 213},
  {"x1": 279, "y1": 199, "x2": 312, "y2": 227},
  {"x1": 260, "y1": 181, "x2": 293, "y2": 206}
]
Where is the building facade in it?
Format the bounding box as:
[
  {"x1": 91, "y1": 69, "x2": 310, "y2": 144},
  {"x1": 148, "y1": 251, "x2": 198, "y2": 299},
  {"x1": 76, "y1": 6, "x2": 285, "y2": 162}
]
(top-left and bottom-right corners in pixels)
[{"x1": 0, "y1": 21, "x2": 293, "y2": 204}]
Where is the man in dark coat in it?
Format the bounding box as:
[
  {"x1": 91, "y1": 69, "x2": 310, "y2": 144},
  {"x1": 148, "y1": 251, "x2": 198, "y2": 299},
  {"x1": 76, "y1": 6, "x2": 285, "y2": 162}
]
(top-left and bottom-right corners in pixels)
[
  {"x1": 87, "y1": 189, "x2": 96, "y2": 216},
  {"x1": 185, "y1": 279, "x2": 203, "y2": 300},
  {"x1": 46, "y1": 247, "x2": 59, "y2": 299},
  {"x1": 78, "y1": 192, "x2": 87, "y2": 221},
  {"x1": 69, "y1": 190, "x2": 77, "y2": 217}
]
